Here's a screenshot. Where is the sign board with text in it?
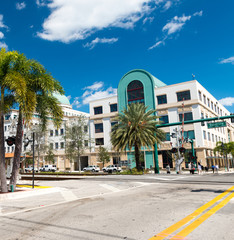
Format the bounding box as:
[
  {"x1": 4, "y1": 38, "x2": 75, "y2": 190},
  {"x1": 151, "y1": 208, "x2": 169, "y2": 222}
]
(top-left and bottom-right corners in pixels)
[{"x1": 207, "y1": 121, "x2": 226, "y2": 129}]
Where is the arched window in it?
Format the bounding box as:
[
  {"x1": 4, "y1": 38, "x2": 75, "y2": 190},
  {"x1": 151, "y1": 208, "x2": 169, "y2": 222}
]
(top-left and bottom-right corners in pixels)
[{"x1": 127, "y1": 80, "x2": 144, "y2": 104}]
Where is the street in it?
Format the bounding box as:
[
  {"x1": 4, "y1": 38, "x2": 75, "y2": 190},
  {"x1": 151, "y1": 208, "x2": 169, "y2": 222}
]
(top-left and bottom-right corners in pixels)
[{"x1": 0, "y1": 172, "x2": 234, "y2": 240}]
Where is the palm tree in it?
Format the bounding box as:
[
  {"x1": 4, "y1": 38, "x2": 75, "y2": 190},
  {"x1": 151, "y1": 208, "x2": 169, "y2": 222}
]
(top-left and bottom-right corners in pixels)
[
  {"x1": 0, "y1": 49, "x2": 22, "y2": 192},
  {"x1": 9, "y1": 53, "x2": 64, "y2": 189},
  {"x1": 214, "y1": 141, "x2": 234, "y2": 171},
  {"x1": 111, "y1": 103, "x2": 165, "y2": 171}
]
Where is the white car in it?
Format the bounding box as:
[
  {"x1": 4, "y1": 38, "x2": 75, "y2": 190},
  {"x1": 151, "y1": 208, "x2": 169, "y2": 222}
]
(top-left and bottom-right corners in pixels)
[
  {"x1": 40, "y1": 164, "x2": 57, "y2": 172},
  {"x1": 25, "y1": 166, "x2": 38, "y2": 173},
  {"x1": 102, "y1": 165, "x2": 122, "y2": 172},
  {"x1": 83, "y1": 165, "x2": 100, "y2": 172}
]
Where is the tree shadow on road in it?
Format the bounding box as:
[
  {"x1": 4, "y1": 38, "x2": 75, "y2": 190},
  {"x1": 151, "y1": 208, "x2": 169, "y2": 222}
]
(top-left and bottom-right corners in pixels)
[{"x1": 191, "y1": 189, "x2": 224, "y2": 193}]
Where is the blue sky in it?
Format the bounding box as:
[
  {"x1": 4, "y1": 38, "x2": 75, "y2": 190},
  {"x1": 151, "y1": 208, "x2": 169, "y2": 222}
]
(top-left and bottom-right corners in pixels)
[{"x1": 0, "y1": 0, "x2": 234, "y2": 113}]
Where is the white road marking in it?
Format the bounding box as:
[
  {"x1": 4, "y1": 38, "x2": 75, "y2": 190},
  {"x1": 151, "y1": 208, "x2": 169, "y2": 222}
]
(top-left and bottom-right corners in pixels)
[
  {"x1": 60, "y1": 189, "x2": 77, "y2": 201},
  {"x1": 0, "y1": 183, "x2": 155, "y2": 217},
  {"x1": 99, "y1": 184, "x2": 120, "y2": 192}
]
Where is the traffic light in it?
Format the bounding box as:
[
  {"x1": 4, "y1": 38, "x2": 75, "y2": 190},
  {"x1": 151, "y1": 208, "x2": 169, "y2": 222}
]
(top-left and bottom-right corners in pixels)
[
  {"x1": 179, "y1": 147, "x2": 186, "y2": 153},
  {"x1": 171, "y1": 148, "x2": 177, "y2": 153},
  {"x1": 5, "y1": 136, "x2": 16, "y2": 146},
  {"x1": 201, "y1": 116, "x2": 205, "y2": 126},
  {"x1": 231, "y1": 113, "x2": 234, "y2": 123}
]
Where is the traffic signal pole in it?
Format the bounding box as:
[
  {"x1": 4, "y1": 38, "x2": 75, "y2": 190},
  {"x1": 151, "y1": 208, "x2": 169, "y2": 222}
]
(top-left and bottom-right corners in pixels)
[
  {"x1": 153, "y1": 114, "x2": 234, "y2": 174},
  {"x1": 156, "y1": 115, "x2": 234, "y2": 128}
]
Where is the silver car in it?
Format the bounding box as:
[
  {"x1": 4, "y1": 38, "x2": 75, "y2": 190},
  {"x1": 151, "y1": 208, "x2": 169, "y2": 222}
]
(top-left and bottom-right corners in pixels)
[{"x1": 83, "y1": 165, "x2": 100, "y2": 172}]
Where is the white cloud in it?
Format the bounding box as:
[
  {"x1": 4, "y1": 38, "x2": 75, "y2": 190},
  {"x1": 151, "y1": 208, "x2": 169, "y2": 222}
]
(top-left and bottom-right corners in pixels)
[
  {"x1": 143, "y1": 16, "x2": 154, "y2": 25},
  {"x1": 219, "y1": 97, "x2": 234, "y2": 106},
  {"x1": 163, "y1": 1, "x2": 172, "y2": 10},
  {"x1": 148, "y1": 40, "x2": 164, "y2": 49},
  {"x1": 84, "y1": 81, "x2": 104, "y2": 91},
  {"x1": 0, "y1": 42, "x2": 8, "y2": 50},
  {"x1": 82, "y1": 87, "x2": 117, "y2": 105},
  {"x1": 37, "y1": 0, "x2": 157, "y2": 43},
  {"x1": 219, "y1": 57, "x2": 234, "y2": 65},
  {"x1": 162, "y1": 14, "x2": 192, "y2": 35},
  {"x1": 71, "y1": 97, "x2": 81, "y2": 108},
  {"x1": 84, "y1": 37, "x2": 118, "y2": 49},
  {"x1": 193, "y1": 10, "x2": 203, "y2": 17},
  {"x1": 0, "y1": 32, "x2": 4, "y2": 39},
  {"x1": 0, "y1": 15, "x2": 7, "y2": 29},
  {"x1": 16, "y1": 2, "x2": 26, "y2": 10},
  {"x1": 149, "y1": 11, "x2": 203, "y2": 50},
  {"x1": 36, "y1": 0, "x2": 47, "y2": 7},
  {"x1": 67, "y1": 95, "x2": 71, "y2": 101}
]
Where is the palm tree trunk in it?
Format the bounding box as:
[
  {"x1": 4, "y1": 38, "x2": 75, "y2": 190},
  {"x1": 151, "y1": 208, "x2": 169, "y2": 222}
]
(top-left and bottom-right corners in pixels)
[
  {"x1": 135, "y1": 144, "x2": 141, "y2": 171},
  {"x1": 0, "y1": 87, "x2": 8, "y2": 192},
  {"x1": 10, "y1": 109, "x2": 23, "y2": 189}
]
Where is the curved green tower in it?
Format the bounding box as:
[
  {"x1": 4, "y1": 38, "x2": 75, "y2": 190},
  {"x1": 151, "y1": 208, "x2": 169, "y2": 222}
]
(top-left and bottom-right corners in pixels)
[{"x1": 117, "y1": 69, "x2": 166, "y2": 172}]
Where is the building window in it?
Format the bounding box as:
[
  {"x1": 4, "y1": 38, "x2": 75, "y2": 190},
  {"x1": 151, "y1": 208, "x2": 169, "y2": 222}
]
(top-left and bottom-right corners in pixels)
[
  {"x1": 215, "y1": 135, "x2": 217, "y2": 142},
  {"x1": 203, "y1": 130, "x2": 206, "y2": 140},
  {"x1": 203, "y1": 95, "x2": 206, "y2": 104},
  {"x1": 110, "y1": 103, "x2": 118, "y2": 112},
  {"x1": 95, "y1": 123, "x2": 103, "y2": 133},
  {"x1": 198, "y1": 91, "x2": 202, "y2": 101},
  {"x1": 60, "y1": 142, "x2": 64, "y2": 149},
  {"x1": 84, "y1": 125, "x2": 88, "y2": 133},
  {"x1": 95, "y1": 138, "x2": 104, "y2": 146},
  {"x1": 179, "y1": 112, "x2": 193, "y2": 121},
  {"x1": 165, "y1": 133, "x2": 170, "y2": 141},
  {"x1": 157, "y1": 95, "x2": 167, "y2": 105},
  {"x1": 84, "y1": 140, "x2": 88, "y2": 147},
  {"x1": 50, "y1": 130, "x2": 53, "y2": 137},
  {"x1": 208, "y1": 132, "x2": 211, "y2": 141},
  {"x1": 187, "y1": 130, "x2": 195, "y2": 139},
  {"x1": 127, "y1": 80, "x2": 144, "y2": 104},
  {"x1": 159, "y1": 115, "x2": 169, "y2": 124},
  {"x1": 211, "y1": 102, "x2": 214, "y2": 110},
  {"x1": 50, "y1": 143, "x2": 53, "y2": 149},
  {"x1": 214, "y1": 104, "x2": 217, "y2": 112},
  {"x1": 60, "y1": 129, "x2": 64, "y2": 135},
  {"x1": 177, "y1": 90, "x2": 191, "y2": 102},
  {"x1": 217, "y1": 107, "x2": 219, "y2": 114},
  {"x1": 55, "y1": 142, "x2": 59, "y2": 149},
  {"x1": 55, "y1": 130, "x2": 58, "y2": 136},
  {"x1": 94, "y1": 106, "x2": 103, "y2": 115},
  {"x1": 207, "y1": 98, "x2": 210, "y2": 107}
]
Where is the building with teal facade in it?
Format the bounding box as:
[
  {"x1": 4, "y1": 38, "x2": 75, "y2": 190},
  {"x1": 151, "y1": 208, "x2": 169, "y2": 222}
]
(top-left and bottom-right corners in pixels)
[{"x1": 117, "y1": 69, "x2": 167, "y2": 171}]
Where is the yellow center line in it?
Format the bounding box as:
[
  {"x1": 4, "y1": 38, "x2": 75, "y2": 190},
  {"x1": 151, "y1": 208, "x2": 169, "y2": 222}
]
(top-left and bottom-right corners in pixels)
[
  {"x1": 16, "y1": 185, "x2": 52, "y2": 189},
  {"x1": 149, "y1": 185, "x2": 234, "y2": 240},
  {"x1": 170, "y1": 191, "x2": 234, "y2": 239}
]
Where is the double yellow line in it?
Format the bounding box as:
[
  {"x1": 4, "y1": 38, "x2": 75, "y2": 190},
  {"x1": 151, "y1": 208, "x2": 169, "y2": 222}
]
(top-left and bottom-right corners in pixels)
[{"x1": 149, "y1": 185, "x2": 234, "y2": 240}]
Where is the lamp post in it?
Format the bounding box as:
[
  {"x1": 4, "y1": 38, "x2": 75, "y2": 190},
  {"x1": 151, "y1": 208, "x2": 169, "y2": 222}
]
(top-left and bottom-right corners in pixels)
[{"x1": 24, "y1": 133, "x2": 35, "y2": 188}]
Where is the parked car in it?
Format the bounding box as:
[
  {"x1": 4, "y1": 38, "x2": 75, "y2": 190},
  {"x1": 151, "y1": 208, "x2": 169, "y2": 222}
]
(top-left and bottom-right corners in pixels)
[
  {"x1": 83, "y1": 165, "x2": 100, "y2": 172},
  {"x1": 25, "y1": 166, "x2": 38, "y2": 173},
  {"x1": 102, "y1": 165, "x2": 122, "y2": 172},
  {"x1": 40, "y1": 164, "x2": 57, "y2": 172}
]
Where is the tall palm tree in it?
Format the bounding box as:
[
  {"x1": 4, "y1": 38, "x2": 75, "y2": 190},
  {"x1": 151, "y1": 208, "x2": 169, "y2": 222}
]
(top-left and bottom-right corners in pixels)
[
  {"x1": 9, "y1": 53, "x2": 64, "y2": 189},
  {"x1": 111, "y1": 103, "x2": 165, "y2": 171},
  {"x1": 0, "y1": 49, "x2": 24, "y2": 192}
]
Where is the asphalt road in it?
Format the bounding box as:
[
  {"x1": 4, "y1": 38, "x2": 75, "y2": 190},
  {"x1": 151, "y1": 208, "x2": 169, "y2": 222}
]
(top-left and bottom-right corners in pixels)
[{"x1": 0, "y1": 172, "x2": 234, "y2": 240}]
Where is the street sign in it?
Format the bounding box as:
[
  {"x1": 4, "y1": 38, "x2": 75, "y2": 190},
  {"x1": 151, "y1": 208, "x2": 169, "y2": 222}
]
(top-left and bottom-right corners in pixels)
[{"x1": 207, "y1": 121, "x2": 226, "y2": 129}]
